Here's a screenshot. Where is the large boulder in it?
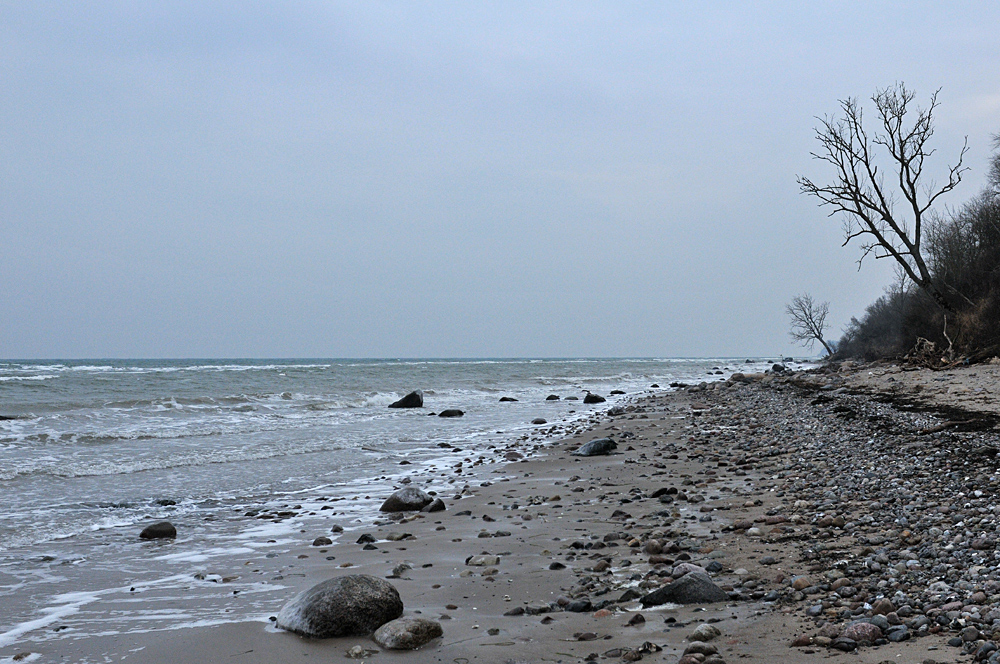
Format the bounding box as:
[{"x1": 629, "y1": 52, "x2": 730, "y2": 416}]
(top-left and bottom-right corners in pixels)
[
  {"x1": 372, "y1": 617, "x2": 443, "y2": 650},
  {"x1": 275, "y1": 575, "x2": 403, "y2": 638},
  {"x1": 583, "y1": 393, "x2": 606, "y2": 404},
  {"x1": 388, "y1": 391, "x2": 423, "y2": 409},
  {"x1": 139, "y1": 521, "x2": 176, "y2": 540},
  {"x1": 572, "y1": 438, "x2": 617, "y2": 457},
  {"x1": 438, "y1": 409, "x2": 464, "y2": 418},
  {"x1": 640, "y1": 572, "x2": 729, "y2": 606},
  {"x1": 380, "y1": 487, "x2": 434, "y2": 512}
]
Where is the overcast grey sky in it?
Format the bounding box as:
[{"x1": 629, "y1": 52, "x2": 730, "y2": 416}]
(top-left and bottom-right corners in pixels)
[{"x1": 2, "y1": 2, "x2": 998, "y2": 358}]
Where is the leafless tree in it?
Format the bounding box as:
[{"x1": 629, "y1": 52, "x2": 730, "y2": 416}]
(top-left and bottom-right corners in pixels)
[
  {"x1": 786, "y1": 293, "x2": 834, "y2": 356},
  {"x1": 797, "y1": 83, "x2": 968, "y2": 313}
]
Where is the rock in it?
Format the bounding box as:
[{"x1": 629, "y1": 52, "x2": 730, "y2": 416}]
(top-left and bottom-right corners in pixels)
[
  {"x1": 390, "y1": 563, "x2": 412, "y2": 578},
  {"x1": 275, "y1": 575, "x2": 403, "y2": 638},
  {"x1": 566, "y1": 598, "x2": 592, "y2": 612},
  {"x1": 583, "y1": 393, "x2": 606, "y2": 404},
  {"x1": 372, "y1": 617, "x2": 442, "y2": 650},
  {"x1": 610, "y1": 390, "x2": 625, "y2": 395},
  {"x1": 545, "y1": 395, "x2": 560, "y2": 400},
  {"x1": 466, "y1": 555, "x2": 500, "y2": 566},
  {"x1": 345, "y1": 645, "x2": 379, "y2": 659},
  {"x1": 499, "y1": 397, "x2": 518, "y2": 402},
  {"x1": 388, "y1": 391, "x2": 423, "y2": 408},
  {"x1": 831, "y1": 636, "x2": 857, "y2": 652},
  {"x1": 791, "y1": 576, "x2": 812, "y2": 591},
  {"x1": 683, "y1": 642, "x2": 718, "y2": 655},
  {"x1": 438, "y1": 409, "x2": 464, "y2": 418},
  {"x1": 572, "y1": 438, "x2": 617, "y2": 457},
  {"x1": 312, "y1": 536, "x2": 332, "y2": 546},
  {"x1": 885, "y1": 626, "x2": 910, "y2": 642},
  {"x1": 532, "y1": 418, "x2": 547, "y2": 425},
  {"x1": 380, "y1": 488, "x2": 433, "y2": 512},
  {"x1": 139, "y1": 521, "x2": 176, "y2": 540},
  {"x1": 640, "y1": 572, "x2": 729, "y2": 606},
  {"x1": 872, "y1": 598, "x2": 895, "y2": 615},
  {"x1": 420, "y1": 498, "x2": 446, "y2": 513},
  {"x1": 689, "y1": 623, "x2": 722, "y2": 642},
  {"x1": 618, "y1": 589, "x2": 641, "y2": 602},
  {"x1": 672, "y1": 562, "x2": 708, "y2": 578},
  {"x1": 841, "y1": 621, "x2": 882, "y2": 644}
]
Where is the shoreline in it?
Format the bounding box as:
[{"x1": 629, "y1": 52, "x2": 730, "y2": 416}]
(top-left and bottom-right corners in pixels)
[{"x1": 5, "y1": 362, "x2": 999, "y2": 663}]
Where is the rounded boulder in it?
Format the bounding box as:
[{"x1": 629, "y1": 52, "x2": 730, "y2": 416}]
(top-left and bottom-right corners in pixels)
[
  {"x1": 380, "y1": 487, "x2": 434, "y2": 512},
  {"x1": 275, "y1": 575, "x2": 403, "y2": 638},
  {"x1": 373, "y1": 617, "x2": 443, "y2": 650}
]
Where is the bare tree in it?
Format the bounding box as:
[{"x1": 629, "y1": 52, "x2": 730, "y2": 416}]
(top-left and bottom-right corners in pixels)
[
  {"x1": 797, "y1": 83, "x2": 968, "y2": 313},
  {"x1": 786, "y1": 294, "x2": 834, "y2": 356}
]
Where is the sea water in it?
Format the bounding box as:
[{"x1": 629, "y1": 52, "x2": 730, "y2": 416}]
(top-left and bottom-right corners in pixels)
[{"x1": 0, "y1": 358, "x2": 781, "y2": 650}]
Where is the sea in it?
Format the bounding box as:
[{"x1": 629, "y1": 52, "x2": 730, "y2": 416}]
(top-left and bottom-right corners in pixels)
[{"x1": 0, "y1": 357, "x2": 784, "y2": 655}]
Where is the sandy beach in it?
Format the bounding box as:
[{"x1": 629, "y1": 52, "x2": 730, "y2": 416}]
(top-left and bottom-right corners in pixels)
[{"x1": 6, "y1": 361, "x2": 1000, "y2": 664}]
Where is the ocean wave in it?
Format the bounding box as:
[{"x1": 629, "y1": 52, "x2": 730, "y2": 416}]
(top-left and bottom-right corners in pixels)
[
  {"x1": 0, "y1": 375, "x2": 59, "y2": 382},
  {"x1": 0, "y1": 438, "x2": 353, "y2": 481}
]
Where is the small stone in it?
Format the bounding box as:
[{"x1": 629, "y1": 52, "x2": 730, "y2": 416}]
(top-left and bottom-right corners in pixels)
[
  {"x1": 872, "y1": 598, "x2": 894, "y2": 615},
  {"x1": 372, "y1": 617, "x2": 443, "y2": 650},
  {"x1": 689, "y1": 623, "x2": 722, "y2": 642},
  {"x1": 346, "y1": 645, "x2": 378, "y2": 659},
  {"x1": 312, "y1": 536, "x2": 332, "y2": 546},
  {"x1": 831, "y1": 637, "x2": 857, "y2": 652},
  {"x1": 421, "y1": 498, "x2": 446, "y2": 513}
]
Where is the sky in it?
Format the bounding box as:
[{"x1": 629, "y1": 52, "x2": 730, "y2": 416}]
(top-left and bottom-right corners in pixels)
[{"x1": 2, "y1": 2, "x2": 999, "y2": 359}]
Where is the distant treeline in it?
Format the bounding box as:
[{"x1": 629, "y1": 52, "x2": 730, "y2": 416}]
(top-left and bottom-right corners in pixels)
[{"x1": 835, "y1": 140, "x2": 1000, "y2": 362}]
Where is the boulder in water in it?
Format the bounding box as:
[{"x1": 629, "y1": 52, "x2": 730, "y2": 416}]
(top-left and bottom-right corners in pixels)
[
  {"x1": 499, "y1": 396, "x2": 518, "y2": 402},
  {"x1": 583, "y1": 393, "x2": 605, "y2": 403},
  {"x1": 572, "y1": 438, "x2": 617, "y2": 457},
  {"x1": 388, "y1": 391, "x2": 423, "y2": 409},
  {"x1": 380, "y1": 487, "x2": 434, "y2": 512},
  {"x1": 139, "y1": 521, "x2": 176, "y2": 540},
  {"x1": 276, "y1": 574, "x2": 403, "y2": 637},
  {"x1": 373, "y1": 617, "x2": 443, "y2": 649},
  {"x1": 438, "y1": 409, "x2": 464, "y2": 418}
]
